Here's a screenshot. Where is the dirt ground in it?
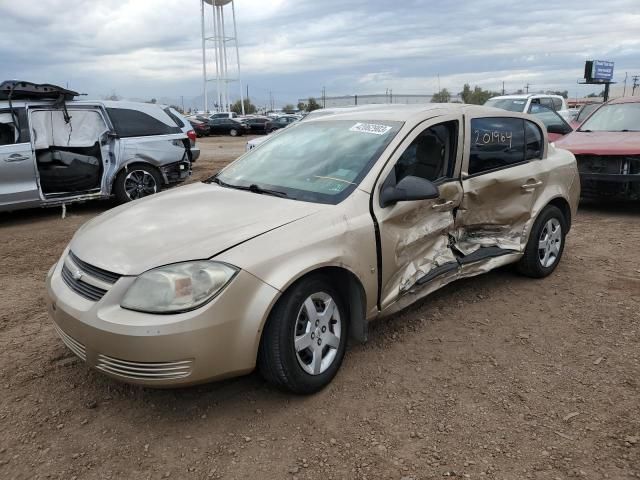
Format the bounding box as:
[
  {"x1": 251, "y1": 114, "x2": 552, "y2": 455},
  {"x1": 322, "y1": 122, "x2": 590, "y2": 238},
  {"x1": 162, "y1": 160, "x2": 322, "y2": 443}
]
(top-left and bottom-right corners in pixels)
[{"x1": 1, "y1": 135, "x2": 639, "y2": 480}]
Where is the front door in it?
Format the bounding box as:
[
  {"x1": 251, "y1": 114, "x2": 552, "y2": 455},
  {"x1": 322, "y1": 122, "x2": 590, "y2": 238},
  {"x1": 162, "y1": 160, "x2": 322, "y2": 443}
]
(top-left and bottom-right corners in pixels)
[
  {"x1": 0, "y1": 108, "x2": 40, "y2": 210},
  {"x1": 456, "y1": 114, "x2": 548, "y2": 255},
  {"x1": 372, "y1": 115, "x2": 464, "y2": 309}
]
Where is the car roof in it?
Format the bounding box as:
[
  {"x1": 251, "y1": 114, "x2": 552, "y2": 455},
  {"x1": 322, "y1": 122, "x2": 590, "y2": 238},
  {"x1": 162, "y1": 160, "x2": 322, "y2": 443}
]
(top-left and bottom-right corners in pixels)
[
  {"x1": 0, "y1": 99, "x2": 168, "y2": 109},
  {"x1": 304, "y1": 103, "x2": 512, "y2": 123},
  {"x1": 488, "y1": 94, "x2": 564, "y2": 100}
]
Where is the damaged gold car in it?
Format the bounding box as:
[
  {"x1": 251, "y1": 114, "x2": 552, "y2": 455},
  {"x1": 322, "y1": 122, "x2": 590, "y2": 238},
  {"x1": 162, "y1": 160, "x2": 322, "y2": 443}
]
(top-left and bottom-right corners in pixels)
[{"x1": 46, "y1": 104, "x2": 580, "y2": 394}]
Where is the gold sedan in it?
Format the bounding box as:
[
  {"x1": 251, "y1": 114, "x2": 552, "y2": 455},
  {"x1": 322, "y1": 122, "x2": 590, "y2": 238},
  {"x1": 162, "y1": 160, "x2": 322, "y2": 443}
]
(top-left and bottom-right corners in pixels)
[{"x1": 46, "y1": 104, "x2": 579, "y2": 393}]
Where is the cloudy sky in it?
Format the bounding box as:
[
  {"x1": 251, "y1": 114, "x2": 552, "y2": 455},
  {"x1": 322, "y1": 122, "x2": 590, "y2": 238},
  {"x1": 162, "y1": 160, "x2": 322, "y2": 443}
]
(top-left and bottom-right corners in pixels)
[{"x1": 1, "y1": 0, "x2": 639, "y2": 108}]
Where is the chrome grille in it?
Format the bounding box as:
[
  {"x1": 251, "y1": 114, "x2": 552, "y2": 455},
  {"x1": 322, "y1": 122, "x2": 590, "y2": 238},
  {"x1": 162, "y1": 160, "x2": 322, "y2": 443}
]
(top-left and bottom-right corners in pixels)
[
  {"x1": 61, "y1": 263, "x2": 107, "y2": 301},
  {"x1": 60, "y1": 252, "x2": 122, "y2": 302},
  {"x1": 52, "y1": 324, "x2": 86, "y2": 361},
  {"x1": 69, "y1": 251, "x2": 121, "y2": 284},
  {"x1": 96, "y1": 355, "x2": 193, "y2": 381}
]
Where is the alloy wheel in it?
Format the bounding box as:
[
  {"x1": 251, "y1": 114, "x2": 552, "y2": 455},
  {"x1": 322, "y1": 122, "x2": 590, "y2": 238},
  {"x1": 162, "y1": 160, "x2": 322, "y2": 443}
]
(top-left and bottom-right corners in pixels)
[
  {"x1": 293, "y1": 292, "x2": 341, "y2": 375},
  {"x1": 538, "y1": 218, "x2": 562, "y2": 268},
  {"x1": 124, "y1": 170, "x2": 158, "y2": 200}
]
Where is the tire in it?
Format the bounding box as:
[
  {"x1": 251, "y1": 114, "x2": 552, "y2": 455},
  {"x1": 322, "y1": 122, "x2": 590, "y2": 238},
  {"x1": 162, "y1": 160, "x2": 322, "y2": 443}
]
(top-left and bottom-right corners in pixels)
[
  {"x1": 229, "y1": 128, "x2": 238, "y2": 137},
  {"x1": 113, "y1": 164, "x2": 163, "y2": 204},
  {"x1": 517, "y1": 205, "x2": 567, "y2": 278},
  {"x1": 258, "y1": 275, "x2": 349, "y2": 394}
]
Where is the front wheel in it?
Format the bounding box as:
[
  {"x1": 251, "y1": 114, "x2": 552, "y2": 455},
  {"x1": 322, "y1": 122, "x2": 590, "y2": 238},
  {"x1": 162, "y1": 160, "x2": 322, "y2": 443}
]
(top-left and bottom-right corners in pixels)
[
  {"x1": 258, "y1": 275, "x2": 348, "y2": 394},
  {"x1": 229, "y1": 128, "x2": 238, "y2": 137},
  {"x1": 113, "y1": 165, "x2": 163, "y2": 204},
  {"x1": 518, "y1": 205, "x2": 567, "y2": 278}
]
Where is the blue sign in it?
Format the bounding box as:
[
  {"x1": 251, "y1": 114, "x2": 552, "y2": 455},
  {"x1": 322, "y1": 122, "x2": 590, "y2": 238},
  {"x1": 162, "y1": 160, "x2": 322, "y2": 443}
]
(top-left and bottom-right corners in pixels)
[{"x1": 592, "y1": 60, "x2": 614, "y2": 81}]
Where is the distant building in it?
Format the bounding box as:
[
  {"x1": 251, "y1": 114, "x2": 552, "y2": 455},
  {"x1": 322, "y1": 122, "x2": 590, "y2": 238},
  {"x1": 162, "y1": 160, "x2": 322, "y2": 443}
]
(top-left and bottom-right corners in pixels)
[{"x1": 298, "y1": 93, "x2": 462, "y2": 108}]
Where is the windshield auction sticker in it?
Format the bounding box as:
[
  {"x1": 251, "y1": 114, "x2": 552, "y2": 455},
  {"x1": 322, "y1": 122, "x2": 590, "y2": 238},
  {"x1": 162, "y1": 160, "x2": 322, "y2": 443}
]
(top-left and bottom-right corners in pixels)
[{"x1": 350, "y1": 123, "x2": 392, "y2": 135}]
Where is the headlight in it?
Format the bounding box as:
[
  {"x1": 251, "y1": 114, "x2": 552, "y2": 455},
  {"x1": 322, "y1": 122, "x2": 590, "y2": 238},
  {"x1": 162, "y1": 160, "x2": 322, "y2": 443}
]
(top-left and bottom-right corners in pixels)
[{"x1": 121, "y1": 261, "x2": 238, "y2": 313}]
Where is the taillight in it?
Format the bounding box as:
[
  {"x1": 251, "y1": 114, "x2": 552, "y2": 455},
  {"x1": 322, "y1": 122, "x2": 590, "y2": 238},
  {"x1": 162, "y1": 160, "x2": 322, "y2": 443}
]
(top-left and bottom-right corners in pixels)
[{"x1": 187, "y1": 130, "x2": 197, "y2": 142}]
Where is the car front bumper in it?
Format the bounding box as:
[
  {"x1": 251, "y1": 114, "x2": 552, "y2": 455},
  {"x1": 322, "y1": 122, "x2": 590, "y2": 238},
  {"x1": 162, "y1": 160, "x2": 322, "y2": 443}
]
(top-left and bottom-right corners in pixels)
[
  {"x1": 580, "y1": 173, "x2": 640, "y2": 198},
  {"x1": 46, "y1": 257, "x2": 279, "y2": 387}
]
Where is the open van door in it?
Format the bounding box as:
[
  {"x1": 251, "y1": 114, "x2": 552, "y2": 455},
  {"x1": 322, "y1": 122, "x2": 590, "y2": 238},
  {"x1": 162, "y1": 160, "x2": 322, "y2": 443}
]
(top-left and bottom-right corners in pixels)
[{"x1": 0, "y1": 107, "x2": 40, "y2": 211}]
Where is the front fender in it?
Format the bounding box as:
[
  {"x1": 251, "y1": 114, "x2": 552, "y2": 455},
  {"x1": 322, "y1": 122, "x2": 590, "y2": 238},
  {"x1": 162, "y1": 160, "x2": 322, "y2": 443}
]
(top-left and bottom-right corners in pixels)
[{"x1": 213, "y1": 190, "x2": 379, "y2": 318}]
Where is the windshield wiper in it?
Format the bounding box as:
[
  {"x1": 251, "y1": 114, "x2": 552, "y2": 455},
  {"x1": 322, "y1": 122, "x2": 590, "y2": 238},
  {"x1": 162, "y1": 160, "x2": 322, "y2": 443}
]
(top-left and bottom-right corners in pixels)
[
  {"x1": 247, "y1": 184, "x2": 289, "y2": 198},
  {"x1": 207, "y1": 176, "x2": 288, "y2": 198}
]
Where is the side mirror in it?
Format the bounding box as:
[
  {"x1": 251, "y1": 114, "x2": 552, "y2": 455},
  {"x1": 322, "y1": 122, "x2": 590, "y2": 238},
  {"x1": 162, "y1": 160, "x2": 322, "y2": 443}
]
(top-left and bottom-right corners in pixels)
[
  {"x1": 379, "y1": 175, "x2": 440, "y2": 208},
  {"x1": 547, "y1": 123, "x2": 573, "y2": 135}
]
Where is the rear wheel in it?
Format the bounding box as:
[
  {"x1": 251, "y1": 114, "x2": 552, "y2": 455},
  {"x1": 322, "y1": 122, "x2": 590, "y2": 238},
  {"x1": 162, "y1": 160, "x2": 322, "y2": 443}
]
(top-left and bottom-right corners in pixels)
[
  {"x1": 518, "y1": 205, "x2": 567, "y2": 278},
  {"x1": 113, "y1": 164, "x2": 163, "y2": 204},
  {"x1": 258, "y1": 275, "x2": 348, "y2": 394}
]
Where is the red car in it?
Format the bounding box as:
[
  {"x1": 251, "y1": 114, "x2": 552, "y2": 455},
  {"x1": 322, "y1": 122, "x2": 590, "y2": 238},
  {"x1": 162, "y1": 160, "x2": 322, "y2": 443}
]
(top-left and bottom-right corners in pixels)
[{"x1": 555, "y1": 97, "x2": 640, "y2": 199}]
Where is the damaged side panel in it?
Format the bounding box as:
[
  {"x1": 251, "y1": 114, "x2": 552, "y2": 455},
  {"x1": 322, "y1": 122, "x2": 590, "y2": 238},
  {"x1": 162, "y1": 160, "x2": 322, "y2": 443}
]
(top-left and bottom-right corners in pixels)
[
  {"x1": 455, "y1": 160, "x2": 548, "y2": 254},
  {"x1": 378, "y1": 183, "x2": 462, "y2": 308}
]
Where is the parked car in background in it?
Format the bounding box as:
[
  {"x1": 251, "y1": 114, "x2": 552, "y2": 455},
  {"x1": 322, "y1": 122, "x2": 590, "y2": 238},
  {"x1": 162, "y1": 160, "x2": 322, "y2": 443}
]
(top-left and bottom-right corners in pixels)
[
  {"x1": 47, "y1": 104, "x2": 579, "y2": 394},
  {"x1": 0, "y1": 80, "x2": 196, "y2": 213},
  {"x1": 189, "y1": 118, "x2": 210, "y2": 138},
  {"x1": 208, "y1": 118, "x2": 247, "y2": 136},
  {"x1": 569, "y1": 102, "x2": 602, "y2": 129},
  {"x1": 485, "y1": 94, "x2": 572, "y2": 121},
  {"x1": 528, "y1": 104, "x2": 573, "y2": 142},
  {"x1": 243, "y1": 116, "x2": 273, "y2": 134},
  {"x1": 269, "y1": 115, "x2": 299, "y2": 132},
  {"x1": 210, "y1": 112, "x2": 238, "y2": 120},
  {"x1": 555, "y1": 96, "x2": 640, "y2": 199}
]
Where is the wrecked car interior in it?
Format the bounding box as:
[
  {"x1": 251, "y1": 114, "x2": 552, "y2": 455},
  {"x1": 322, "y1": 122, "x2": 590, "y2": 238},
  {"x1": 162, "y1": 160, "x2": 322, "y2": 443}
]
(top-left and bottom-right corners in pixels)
[{"x1": 31, "y1": 109, "x2": 108, "y2": 196}]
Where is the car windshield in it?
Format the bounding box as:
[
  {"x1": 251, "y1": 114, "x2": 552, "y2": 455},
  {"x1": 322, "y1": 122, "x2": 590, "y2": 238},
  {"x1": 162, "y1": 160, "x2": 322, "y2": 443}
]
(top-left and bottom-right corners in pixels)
[
  {"x1": 484, "y1": 98, "x2": 528, "y2": 112},
  {"x1": 576, "y1": 103, "x2": 600, "y2": 122},
  {"x1": 579, "y1": 103, "x2": 640, "y2": 132},
  {"x1": 214, "y1": 120, "x2": 401, "y2": 204}
]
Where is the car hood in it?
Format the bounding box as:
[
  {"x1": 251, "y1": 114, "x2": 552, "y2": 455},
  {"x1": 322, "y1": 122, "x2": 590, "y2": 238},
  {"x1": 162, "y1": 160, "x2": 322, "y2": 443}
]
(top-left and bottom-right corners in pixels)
[
  {"x1": 554, "y1": 131, "x2": 640, "y2": 155},
  {"x1": 69, "y1": 182, "x2": 323, "y2": 275}
]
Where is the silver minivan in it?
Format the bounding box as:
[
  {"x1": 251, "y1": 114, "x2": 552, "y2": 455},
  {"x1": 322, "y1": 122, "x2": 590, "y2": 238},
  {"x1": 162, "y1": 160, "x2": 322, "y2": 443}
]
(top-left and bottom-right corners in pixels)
[{"x1": 0, "y1": 81, "x2": 199, "y2": 213}]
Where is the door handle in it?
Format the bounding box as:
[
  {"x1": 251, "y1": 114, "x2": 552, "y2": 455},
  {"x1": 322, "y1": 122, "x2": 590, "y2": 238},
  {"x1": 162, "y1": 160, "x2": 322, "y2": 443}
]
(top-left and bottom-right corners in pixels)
[
  {"x1": 5, "y1": 154, "x2": 30, "y2": 162},
  {"x1": 432, "y1": 200, "x2": 454, "y2": 210},
  {"x1": 521, "y1": 180, "x2": 543, "y2": 190}
]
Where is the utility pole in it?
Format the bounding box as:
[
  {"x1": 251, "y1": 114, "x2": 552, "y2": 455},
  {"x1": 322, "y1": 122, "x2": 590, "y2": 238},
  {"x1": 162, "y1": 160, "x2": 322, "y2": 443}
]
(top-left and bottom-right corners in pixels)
[
  {"x1": 623, "y1": 72, "x2": 628, "y2": 97},
  {"x1": 181, "y1": 95, "x2": 184, "y2": 112},
  {"x1": 322, "y1": 86, "x2": 326, "y2": 108},
  {"x1": 390, "y1": 89, "x2": 393, "y2": 103},
  {"x1": 525, "y1": 83, "x2": 531, "y2": 94},
  {"x1": 502, "y1": 81, "x2": 505, "y2": 95},
  {"x1": 632, "y1": 76, "x2": 640, "y2": 97},
  {"x1": 437, "y1": 74, "x2": 440, "y2": 93}
]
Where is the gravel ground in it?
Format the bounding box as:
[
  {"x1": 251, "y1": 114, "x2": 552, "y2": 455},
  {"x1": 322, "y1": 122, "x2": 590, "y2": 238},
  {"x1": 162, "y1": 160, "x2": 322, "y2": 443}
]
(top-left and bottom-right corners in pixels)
[{"x1": 0, "y1": 135, "x2": 638, "y2": 480}]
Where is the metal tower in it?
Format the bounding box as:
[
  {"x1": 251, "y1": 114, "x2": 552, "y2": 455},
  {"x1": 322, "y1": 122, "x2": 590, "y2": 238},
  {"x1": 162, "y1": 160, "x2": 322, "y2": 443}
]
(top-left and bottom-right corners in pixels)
[{"x1": 201, "y1": 0, "x2": 244, "y2": 114}]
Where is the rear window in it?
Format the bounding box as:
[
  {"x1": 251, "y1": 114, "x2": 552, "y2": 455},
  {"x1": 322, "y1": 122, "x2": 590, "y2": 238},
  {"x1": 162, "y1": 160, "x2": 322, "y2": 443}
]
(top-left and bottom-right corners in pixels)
[
  {"x1": 484, "y1": 98, "x2": 527, "y2": 113},
  {"x1": 164, "y1": 107, "x2": 185, "y2": 128},
  {"x1": 107, "y1": 108, "x2": 181, "y2": 137}
]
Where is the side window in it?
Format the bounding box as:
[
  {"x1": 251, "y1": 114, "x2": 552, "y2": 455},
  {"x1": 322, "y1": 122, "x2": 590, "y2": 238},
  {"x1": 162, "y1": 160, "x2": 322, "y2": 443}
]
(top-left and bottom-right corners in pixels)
[
  {"x1": 469, "y1": 117, "x2": 525, "y2": 175},
  {"x1": 0, "y1": 109, "x2": 29, "y2": 146},
  {"x1": 552, "y1": 98, "x2": 563, "y2": 111},
  {"x1": 107, "y1": 108, "x2": 181, "y2": 137},
  {"x1": 395, "y1": 120, "x2": 457, "y2": 183},
  {"x1": 540, "y1": 97, "x2": 555, "y2": 110},
  {"x1": 525, "y1": 121, "x2": 543, "y2": 160}
]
